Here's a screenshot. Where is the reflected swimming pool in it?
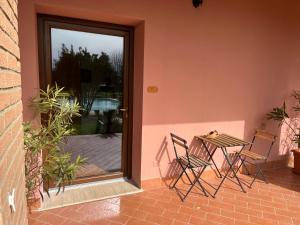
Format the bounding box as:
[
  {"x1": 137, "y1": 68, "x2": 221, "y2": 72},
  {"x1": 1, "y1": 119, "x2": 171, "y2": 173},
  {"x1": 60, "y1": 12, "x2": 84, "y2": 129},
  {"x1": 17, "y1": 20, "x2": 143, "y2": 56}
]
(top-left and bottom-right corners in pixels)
[{"x1": 90, "y1": 98, "x2": 119, "y2": 112}]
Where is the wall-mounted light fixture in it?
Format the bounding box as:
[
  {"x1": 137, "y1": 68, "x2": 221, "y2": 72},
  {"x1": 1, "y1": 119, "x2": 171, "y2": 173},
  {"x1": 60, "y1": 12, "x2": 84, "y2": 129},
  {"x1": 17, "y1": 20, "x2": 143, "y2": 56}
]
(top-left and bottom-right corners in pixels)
[{"x1": 193, "y1": 0, "x2": 203, "y2": 8}]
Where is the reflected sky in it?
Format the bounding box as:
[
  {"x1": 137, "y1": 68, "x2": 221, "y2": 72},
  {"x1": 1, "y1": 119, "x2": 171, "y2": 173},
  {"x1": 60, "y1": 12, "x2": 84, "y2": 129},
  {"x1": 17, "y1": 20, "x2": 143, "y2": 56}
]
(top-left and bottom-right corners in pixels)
[{"x1": 51, "y1": 28, "x2": 124, "y2": 63}]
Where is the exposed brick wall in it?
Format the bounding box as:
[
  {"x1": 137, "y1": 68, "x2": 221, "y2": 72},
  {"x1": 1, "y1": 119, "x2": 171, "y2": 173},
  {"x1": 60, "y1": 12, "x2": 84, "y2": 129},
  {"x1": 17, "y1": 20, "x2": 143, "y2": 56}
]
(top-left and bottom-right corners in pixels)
[{"x1": 0, "y1": 0, "x2": 28, "y2": 224}]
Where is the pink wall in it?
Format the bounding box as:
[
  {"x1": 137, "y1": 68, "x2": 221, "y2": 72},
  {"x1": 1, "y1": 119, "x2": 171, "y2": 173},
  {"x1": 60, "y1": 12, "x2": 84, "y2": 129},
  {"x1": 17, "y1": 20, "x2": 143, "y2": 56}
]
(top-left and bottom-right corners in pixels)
[{"x1": 19, "y1": 0, "x2": 300, "y2": 183}]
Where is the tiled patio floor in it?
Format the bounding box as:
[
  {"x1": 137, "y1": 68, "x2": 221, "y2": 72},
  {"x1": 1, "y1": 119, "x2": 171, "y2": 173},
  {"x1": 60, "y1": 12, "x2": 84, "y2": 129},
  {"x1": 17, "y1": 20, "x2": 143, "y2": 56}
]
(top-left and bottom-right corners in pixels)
[{"x1": 29, "y1": 167, "x2": 300, "y2": 225}]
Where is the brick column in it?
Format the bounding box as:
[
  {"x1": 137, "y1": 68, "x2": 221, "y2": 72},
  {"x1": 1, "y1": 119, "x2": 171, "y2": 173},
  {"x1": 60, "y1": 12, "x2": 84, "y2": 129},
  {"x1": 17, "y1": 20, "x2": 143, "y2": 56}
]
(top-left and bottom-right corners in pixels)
[{"x1": 0, "y1": 0, "x2": 28, "y2": 224}]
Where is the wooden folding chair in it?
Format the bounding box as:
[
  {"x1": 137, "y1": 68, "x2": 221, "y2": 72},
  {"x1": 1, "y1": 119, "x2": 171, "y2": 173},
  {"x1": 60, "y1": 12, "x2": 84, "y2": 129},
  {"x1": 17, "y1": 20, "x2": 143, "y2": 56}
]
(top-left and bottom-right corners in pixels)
[
  {"x1": 170, "y1": 133, "x2": 211, "y2": 201},
  {"x1": 235, "y1": 129, "x2": 276, "y2": 187}
]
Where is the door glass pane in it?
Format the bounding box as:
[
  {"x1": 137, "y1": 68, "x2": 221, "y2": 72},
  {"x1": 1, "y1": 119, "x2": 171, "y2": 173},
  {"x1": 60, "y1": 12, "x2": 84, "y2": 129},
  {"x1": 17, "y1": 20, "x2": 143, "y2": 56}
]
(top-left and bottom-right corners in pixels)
[{"x1": 51, "y1": 28, "x2": 124, "y2": 179}]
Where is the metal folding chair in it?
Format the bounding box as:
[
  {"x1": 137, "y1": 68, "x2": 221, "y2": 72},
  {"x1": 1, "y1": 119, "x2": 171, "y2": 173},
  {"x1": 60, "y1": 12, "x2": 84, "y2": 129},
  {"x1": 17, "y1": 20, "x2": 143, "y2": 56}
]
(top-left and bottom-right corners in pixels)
[
  {"x1": 235, "y1": 129, "x2": 276, "y2": 187},
  {"x1": 170, "y1": 133, "x2": 211, "y2": 201}
]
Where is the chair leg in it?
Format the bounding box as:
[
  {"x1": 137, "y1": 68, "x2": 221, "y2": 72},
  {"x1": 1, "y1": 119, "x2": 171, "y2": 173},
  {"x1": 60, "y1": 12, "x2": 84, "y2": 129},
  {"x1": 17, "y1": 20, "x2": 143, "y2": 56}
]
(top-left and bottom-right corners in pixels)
[
  {"x1": 240, "y1": 158, "x2": 251, "y2": 176},
  {"x1": 249, "y1": 164, "x2": 267, "y2": 188},
  {"x1": 232, "y1": 155, "x2": 250, "y2": 178},
  {"x1": 259, "y1": 169, "x2": 268, "y2": 183},
  {"x1": 183, "y1": 167, "x2": 193, "y2": 185},
  {"x1": 181, "y1": 168, "x2": 208, "y2": 201},
  {"x1": 191, "y1": 168, "x2": 208, "y2": 197},
  {"x1": 243, "y1": 161, "x2": 252, "y2": 176},
  {"x1": 171, "y1": 163, "x2": 191, "y2": 189},
  {"x1": 171, "y1": 169, "x2": 185, "y2": 189},
  {"x1": 182, "y1": 181, "x2": 196, "y2": 201},
  {"x1": 249, "y1": 168, "x2": 260, "y2": 188}
]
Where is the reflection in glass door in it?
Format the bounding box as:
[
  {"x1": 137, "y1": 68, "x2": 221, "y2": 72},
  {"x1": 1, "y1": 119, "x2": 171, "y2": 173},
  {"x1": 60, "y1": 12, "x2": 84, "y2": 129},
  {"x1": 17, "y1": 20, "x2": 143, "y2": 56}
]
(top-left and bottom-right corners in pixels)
[
  {"x1": 51, "y1": 28, "x2": 124, "y2": 179},
  {"x1": 38, "y1": 15, "x2": 132, "y2": 183}
]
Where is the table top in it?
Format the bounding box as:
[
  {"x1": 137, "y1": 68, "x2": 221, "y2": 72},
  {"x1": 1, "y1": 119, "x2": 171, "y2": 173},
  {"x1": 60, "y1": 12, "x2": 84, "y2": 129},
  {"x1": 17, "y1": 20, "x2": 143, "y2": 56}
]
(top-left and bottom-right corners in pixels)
[{"x1": 196, "y1": 133, "x2": 251, "y2": 148}]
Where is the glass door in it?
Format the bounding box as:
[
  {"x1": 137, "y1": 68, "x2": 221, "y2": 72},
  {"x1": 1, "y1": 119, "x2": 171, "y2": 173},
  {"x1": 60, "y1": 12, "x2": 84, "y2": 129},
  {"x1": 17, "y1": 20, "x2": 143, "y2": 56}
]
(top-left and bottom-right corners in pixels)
[{"x1": 38, "y1": 15, "x2": 133, "y2": 183}]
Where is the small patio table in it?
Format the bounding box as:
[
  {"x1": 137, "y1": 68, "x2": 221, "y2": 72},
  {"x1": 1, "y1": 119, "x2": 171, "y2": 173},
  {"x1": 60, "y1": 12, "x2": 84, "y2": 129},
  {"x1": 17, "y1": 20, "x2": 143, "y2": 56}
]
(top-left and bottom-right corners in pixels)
[{"x1": 196, "y1": 134, "x2": 251, "y2": 196}]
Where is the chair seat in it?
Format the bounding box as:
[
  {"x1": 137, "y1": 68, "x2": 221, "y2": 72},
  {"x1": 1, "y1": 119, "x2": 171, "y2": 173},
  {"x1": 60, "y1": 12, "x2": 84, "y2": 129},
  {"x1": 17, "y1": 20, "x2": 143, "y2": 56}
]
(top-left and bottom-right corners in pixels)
[
  {"x1": 238, "y1": 150, "x2": 266, "y2": 160},
  {"x1": 179, "y1": 154, "x2": 211, "y2": 168}
]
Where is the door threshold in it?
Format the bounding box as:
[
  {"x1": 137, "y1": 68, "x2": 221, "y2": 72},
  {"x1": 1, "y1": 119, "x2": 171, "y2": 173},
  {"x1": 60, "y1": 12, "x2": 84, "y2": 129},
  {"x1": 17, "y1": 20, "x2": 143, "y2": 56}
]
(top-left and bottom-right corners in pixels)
[
  {"x1": 48, "y1": 177, "x2": 127, "y2": 193},
  {"x1": 37, "y1": 179, "x2": 142, "y2": 211}
]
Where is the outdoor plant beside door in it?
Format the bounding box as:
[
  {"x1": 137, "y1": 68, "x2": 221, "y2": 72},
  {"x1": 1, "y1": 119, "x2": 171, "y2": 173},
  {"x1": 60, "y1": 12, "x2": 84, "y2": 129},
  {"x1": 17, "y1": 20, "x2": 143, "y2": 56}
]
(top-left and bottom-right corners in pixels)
[
  {"x1": 24, "y1": 85, "x2": 86, "y2": 205},
  {"x1": 267, "y1": 90, "x2": 300, "y2": 173}
]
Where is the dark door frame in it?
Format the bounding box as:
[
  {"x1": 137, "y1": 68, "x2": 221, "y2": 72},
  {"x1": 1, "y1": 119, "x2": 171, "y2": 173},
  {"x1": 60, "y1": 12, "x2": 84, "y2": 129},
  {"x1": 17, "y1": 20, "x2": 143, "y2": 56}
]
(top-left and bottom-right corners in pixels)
[{"x1": 37, "y1": 14, "x2": 134, "y2": 184}]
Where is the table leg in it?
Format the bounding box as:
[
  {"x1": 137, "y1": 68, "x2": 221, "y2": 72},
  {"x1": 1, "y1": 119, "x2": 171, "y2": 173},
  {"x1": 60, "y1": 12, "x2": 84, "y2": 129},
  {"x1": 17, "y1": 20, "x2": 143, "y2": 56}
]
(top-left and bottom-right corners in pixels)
[
  {"x1": 213, "y1": 147, "x2": 246, "y2": 196},
  {"x1": 201, "y1": 140, "x2": 222, "y2": 178}
]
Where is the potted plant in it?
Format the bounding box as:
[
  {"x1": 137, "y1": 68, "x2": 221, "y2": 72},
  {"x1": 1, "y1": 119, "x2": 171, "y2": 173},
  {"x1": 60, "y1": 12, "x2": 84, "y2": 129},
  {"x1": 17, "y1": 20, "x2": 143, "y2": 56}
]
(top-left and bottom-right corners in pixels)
[
  {"x1": 267, "y1": 90, "x2": 300, "y2": 174},
  {"x1": 24, "y1": 85, "x2": 86, "y2": 208}
]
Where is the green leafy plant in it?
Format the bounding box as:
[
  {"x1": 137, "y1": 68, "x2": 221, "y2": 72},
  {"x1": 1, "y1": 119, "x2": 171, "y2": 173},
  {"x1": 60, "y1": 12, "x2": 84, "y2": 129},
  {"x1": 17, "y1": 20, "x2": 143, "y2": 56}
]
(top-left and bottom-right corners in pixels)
[
  {"x1": 24, "y1": 85, "x2": 86, "y2": 202},
  {"x1": 267, "y1": 90, "x2": 300, "y2": 148}
]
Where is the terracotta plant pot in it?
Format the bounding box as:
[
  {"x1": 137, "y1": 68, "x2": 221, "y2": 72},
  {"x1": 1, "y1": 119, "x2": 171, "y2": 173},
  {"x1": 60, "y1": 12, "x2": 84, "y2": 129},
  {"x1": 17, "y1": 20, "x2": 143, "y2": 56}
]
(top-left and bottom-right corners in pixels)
[{"x1": 292, "y1": 149, "x2": 300, "y2": 174}]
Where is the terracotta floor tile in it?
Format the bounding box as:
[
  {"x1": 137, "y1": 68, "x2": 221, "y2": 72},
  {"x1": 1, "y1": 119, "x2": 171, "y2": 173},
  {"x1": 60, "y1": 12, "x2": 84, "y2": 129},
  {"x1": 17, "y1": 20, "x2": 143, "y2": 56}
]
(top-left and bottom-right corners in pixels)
[
  {"x1": 83, "y1": 210, "x2": 120, "y2": 223},
  {"x1": 88, "y1": 219, "x2": 110, "y2": 225},
  {"x1": 28, "y1": 212, "x2": 43, "y2": 220},
  {"x1": 28, "y1": 218, "x2": 49, "y2": 225},
  {"x1": 145, "y1": 213, "x2": 174, "y2": 225},
  {"x1": 206, "y1": 212, "x2": 234, "y2": 225},
  {"x1": 106, "y1": 214, "x2": 130, "y2": 224},
  {"x1": 155, "y1": 200, "x2": 181, "y2": 212},
  {"x1": 263, "y1": 212, "x2": 293, "y2": 224},
  {"x1": 138, "y1": 204, "x2": 164, "y2": 215},
  {"x1": 261, "y1": 200, "x2": 287, "y2": 209},
  {"x1": 247, "y1": 202, "x2": 261, "y2": 210},
  {"x1": 288, "y1": 206, "x2": 300, "y2": 213},
  {"x1": 293, "y1": 218, "x2": 300, "y2": 225},
  {"x1": 192, "y1": 196, "x2": 209, "y2": 206},
  {"x1": 189, "y1": 216, "x2": 219, "y2": 225},
  {"x1": 219, "y1": 191, "x2": 235, "y2": 199},
  {"x1": 208, "y1": 199, "x2": 235, "y2": 211},
  {"x1": 126, "y1": 218, "x2": 155, "y2": 225},
  {"x1": 172, "y1": 220, "x2": 189, "y2": 225},
  {"x1": 178, "y1": 206, "x2": 196, "y2": 215},
  {"x1": 276, "y1": 208, "x2": 300, "y2": 219},
  {"x1": 249, "y1": 216, "x2": 279, "y2": 225},
  {"x1": 221, "y1": 209, "x2": 249, "y2": 222},
  {"x1": 37, "y1": 211, "x2": 66, "y2": 225},
  {"x1": 162, "y1": 209, "x2": 190, "y2": 223},
  {"x1": 61, "y1": 220, "x2": 87, "y2": 225},
  {"x1": 260, "y1": 205, "x2": 276, "y2": 214},
  {"x1": 28, "y1": 168, "x2": 300, "y2": 225},
  {"x1": 175, "y1": 199, "x2": 195, "y2": 209},
  {"x1": 120, "y1": 208, "x2": 148, "y2": 220},
  {"x1": 221, "y1": 197, "x2": 247, "y2": 208},
  {"x1": 235, "y1": 206, "x2": 263, "y2": 217},
  {"x1": 234, "y1": 220, "x2": 257, "y2": 225},
  {"x1": 197, "y1": 204, "x2": 221, "y2": 215}
]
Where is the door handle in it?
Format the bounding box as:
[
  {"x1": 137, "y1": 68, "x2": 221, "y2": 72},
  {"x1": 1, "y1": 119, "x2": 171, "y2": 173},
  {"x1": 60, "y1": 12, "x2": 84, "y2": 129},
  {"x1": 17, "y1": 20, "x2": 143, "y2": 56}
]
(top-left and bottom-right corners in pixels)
[{"x1": 119, "y1": 108, "x2": 128, "y2": 118}]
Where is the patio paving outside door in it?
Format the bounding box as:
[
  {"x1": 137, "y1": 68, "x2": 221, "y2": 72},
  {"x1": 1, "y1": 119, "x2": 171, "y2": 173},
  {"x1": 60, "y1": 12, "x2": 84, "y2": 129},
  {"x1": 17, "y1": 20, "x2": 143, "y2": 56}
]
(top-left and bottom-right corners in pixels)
[{"x1": 37, "y1": 15, "x2": 133, "y2": 184}]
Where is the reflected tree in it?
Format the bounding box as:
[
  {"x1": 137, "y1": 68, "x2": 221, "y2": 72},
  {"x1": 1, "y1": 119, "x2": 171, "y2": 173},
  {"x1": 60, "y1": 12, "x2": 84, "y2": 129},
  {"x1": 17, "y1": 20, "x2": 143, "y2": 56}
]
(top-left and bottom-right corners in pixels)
[
  {"x1": 110, "y1": 51, "x2": 123, "y2": 77},
  {"x1": 52, "y1": 44, "x2": 122, "y2": 116}
]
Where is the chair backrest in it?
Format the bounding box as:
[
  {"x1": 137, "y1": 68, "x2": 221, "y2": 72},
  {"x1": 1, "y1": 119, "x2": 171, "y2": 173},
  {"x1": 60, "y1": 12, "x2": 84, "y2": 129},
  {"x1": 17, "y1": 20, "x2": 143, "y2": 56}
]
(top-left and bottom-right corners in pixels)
[
  {"x1": 170, "y1": 133, "x2": 190, "y2": 164},
  {"x1": 249, "y1": 129, "x2": 277, "y2": 160}
]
